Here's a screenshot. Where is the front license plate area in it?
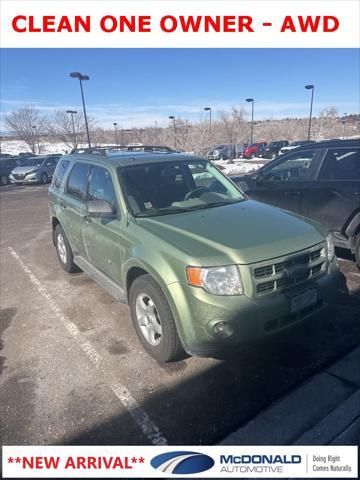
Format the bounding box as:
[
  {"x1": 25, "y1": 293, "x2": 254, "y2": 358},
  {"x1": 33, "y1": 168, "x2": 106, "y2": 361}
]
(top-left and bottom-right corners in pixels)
[{"x1": 290, "y1": 288, "x2": 318, "y2": 314}]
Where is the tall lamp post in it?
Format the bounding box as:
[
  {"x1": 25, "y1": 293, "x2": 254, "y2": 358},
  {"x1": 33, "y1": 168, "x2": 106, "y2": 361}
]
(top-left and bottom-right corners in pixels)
[
  {"x1": 246, "y1": 98, "x2": 254, "y2": 145},
  {"x1": 113, "y1": 122, "x2": 119, "y2": 145},
  {"x1": 66, "y1": 110, "x2": 78, "y2": 150},
  {"x1": 32, "y1": 125, "x2": 40, "y2": 154},
  {"x1": 305, "y1": 84, "x2": 314, "y2": 141},
  {"x1": 70, "y1": 72, "x2": 91, "y2": 148},
  {"x1": 342, "y1": 113, "x2": 347, "y2": 140},
  {"x1": 204, "y1": 107, "x2": 212, "y2": 136},
  {"x1": 168, "y1": 115, "x2": 176, "y2": 149}
]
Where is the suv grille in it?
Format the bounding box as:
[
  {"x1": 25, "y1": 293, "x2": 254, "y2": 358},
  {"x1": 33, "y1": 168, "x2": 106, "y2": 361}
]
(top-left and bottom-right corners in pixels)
[{"x1": 252, "y1": 244, "x2": 326, "y2": 296}]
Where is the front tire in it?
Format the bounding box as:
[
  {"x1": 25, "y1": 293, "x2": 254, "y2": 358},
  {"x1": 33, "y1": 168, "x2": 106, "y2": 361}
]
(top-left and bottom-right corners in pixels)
[
  {"x1": 0, "y1": 175, "x2": 8, "y2": 186},
  {"x1": 354, "y1": 234, "x2": 360, "y2": 269},
  {"x1": 41, "y1": 173, "x2": 48, "y2": 184},
  {"x1": 129, "y1": 274, "x2": 185, "y2": 362},
  {"x1": 54, "y1": 224, "x2": 80, "y2": 273}
]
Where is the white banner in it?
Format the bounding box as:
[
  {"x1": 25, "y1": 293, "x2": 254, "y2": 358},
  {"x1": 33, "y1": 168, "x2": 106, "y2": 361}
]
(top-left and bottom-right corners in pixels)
[
  {"x1": 0, "y1": 0, "x2": 359, "y2": 48},
  {"x1": 2, "y1": 445, "x2": 358, "y2": 478}
]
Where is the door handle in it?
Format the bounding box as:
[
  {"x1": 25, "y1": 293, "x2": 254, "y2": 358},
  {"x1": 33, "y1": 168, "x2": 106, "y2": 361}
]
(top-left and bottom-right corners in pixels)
[
  {"x1": 84, "y1": 214, "x2": 92, "y2": 223},
  {"x1": 284, "y1": 191, "x2": 301, "y2": 197}
]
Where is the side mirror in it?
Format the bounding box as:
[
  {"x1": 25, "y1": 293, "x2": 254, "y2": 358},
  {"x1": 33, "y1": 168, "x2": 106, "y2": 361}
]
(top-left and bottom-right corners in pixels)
[
  {"x1": 252, "y1": 171, "x2": 263, "y2": 184},
  {"x1": 86, "y1": 200, "x2": 116, "y2": 218},
  {"x1": 46, "y1": 162, "x2": 52, "y2": 166}
]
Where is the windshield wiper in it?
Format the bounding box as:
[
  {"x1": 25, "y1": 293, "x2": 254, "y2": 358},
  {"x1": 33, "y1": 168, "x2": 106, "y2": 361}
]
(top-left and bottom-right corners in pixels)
[
  {"x1": 134, "y1": 207, "x2": 195, "y2": 218},
  {"x1": 134, "y1": 200, "x2": 243, "y2": 217},
  {"x1": 197, "y1": 200, "x2": 243, "y2": 209}
]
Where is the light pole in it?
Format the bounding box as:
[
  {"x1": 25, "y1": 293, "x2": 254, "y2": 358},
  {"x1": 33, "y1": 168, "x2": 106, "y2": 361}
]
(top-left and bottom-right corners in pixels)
[
  {"x1": 66, "y1": 110, "x2": 78, "y2": 150},
  {"x1": 32, "y1": 125, "x2": 40, "y2": 154},
  {"x1": 169, "y1": 115, "x2": 176, "y2": 149},
  {"x1": 342, "y1": 113, "x2": 347, "y2": 139},
  {"x1": 113, "y1": 122, "x2": 119, "y2": 145},
  {"x1": 246, "y1": 98, "x2": 254, "y2": 144},
  {"x1": 305, "y1": 84, "x2": 314, "y2": 141},
  {"x1": 70, "y1": 72, "x2": 91, "y2": 148},
  {"x1": 204, "y1": 107, "x2": 212, "y2": 136},
  {"x1": 122, "y1": 128, "x2": 132, "y2": 145}
]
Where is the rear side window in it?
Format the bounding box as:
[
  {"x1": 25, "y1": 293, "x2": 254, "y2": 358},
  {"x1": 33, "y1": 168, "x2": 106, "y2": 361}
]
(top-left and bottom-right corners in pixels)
[
  {"x1": 52, "y1": 159, "x2": 70, "y2": 189},
  {"x1": 263, "y1": 149, "x2": 317, "y2": 181},
  {"x1": 67, "y1": 163, "x2": 89, "y2": 199},
  {"x1": 319, "y1": 148, "x2": 360, "y2": 180},
  {"x1": 88, "y1": 166, "x2": 118, "y2": 211}
]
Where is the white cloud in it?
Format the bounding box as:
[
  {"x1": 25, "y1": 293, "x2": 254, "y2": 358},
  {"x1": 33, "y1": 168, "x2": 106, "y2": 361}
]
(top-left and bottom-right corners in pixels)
[{"x1": 0, "y1": 97, "x2": 357, "y2": 130}]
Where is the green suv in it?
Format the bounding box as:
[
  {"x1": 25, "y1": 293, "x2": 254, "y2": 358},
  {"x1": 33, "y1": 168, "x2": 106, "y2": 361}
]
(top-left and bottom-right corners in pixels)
[{"x1": 49, "y1": 152, "x2": 343, "y2": 362}]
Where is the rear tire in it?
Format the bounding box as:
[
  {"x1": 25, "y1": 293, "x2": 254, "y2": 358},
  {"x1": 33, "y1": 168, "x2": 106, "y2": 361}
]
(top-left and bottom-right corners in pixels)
[
  {"x1": 129, "y1": 274, "x2": 185, "y2": 362},
  {"x1": 54, "y1": 224, "x2": 80, "y2": 273}
]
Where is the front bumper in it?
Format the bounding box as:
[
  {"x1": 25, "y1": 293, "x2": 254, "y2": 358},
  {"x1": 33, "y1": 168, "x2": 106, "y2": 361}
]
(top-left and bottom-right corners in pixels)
[
  {"x1": 167, "y1": 261, "x2": 345, "y2": 357},
  {"x1": 262, "y1": 152, "x2": 276, "y2": 159},
  {"x1": 10, "y1": 174, "x2": 39, "y2": 184}
]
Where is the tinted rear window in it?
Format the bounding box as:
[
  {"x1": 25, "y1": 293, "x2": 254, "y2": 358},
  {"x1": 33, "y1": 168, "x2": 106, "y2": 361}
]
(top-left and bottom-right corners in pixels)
[
  {"x1": 319, "y1": 148, "x2": 360, "y2": 180},
  {"x1": 67, "y1": 163, "x2": 90, "y2": 199},
  {"x1": 52, "y1": 159, "x2": 70, "y2": 189}
]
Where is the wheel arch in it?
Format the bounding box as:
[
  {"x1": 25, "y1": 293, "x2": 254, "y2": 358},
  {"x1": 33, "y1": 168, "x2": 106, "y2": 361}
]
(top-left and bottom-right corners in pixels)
[
  {"x1": 124, "y1": 260, "x2": 186, "y2": 341},
  {"x1": 345, "y1": 211, "x2": 360, "y2": 251},
  {"x1": 51, "y1": 217, "x2": 61, "y2": 245}
]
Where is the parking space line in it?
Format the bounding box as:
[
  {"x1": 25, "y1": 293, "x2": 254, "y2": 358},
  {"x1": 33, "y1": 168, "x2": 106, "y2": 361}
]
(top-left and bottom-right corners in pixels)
[{"x1": 7, "y1": 246, "x2": 168, "y2": 446}]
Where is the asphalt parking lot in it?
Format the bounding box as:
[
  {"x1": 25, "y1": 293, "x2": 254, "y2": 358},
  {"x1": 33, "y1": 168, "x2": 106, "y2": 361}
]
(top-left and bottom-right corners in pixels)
[{"x1": 1, "y1": 183, "x2": 360, "y2": 447}]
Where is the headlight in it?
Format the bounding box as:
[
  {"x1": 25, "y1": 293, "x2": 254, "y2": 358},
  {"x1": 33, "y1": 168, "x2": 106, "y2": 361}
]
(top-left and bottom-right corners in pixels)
[
  {"x1": 186, "y1": 265, "x2": 244, "y2": 295},
  {"x1": 26, "y1": 170, "x2": 38, "y2": 176},
  {"x1": 326, "y1": 233, "x2": 335, "y2": 261}
]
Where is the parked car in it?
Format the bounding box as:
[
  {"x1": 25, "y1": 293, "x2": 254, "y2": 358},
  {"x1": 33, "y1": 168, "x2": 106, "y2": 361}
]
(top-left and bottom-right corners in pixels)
[
  {"x1": 10, "y1": 155, "x2": 60, "y2": 184},
  {"x1": 278, "y1": 140, "x2": 315, "y2": 156},
  {"x1": 243, "y1": 142, "x2": 267, "y2": 159},
  {"x1": 206, "y1": 144, "x2": 244, "y2": 161},
  {"x1": 262, "y1": 141, "x2": 289, "y2": 159},
  {"x1": 0, "y1": 157, "x2": 19, "y2": 186},
  {"x1": 232, "y1": 139, "x2": 360, "y2": 266},
  {"x1": 49, "y1": 152, "x2": 342, "y2": 362},
  {"x1": 18, "y1": 152, "x2": 36, "y2": 157}
]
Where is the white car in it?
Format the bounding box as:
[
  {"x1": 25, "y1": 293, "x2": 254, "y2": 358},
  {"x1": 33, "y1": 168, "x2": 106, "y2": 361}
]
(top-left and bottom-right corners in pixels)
[{"x1": 279, "y1": 140, "x2": 315, "y2": 156}]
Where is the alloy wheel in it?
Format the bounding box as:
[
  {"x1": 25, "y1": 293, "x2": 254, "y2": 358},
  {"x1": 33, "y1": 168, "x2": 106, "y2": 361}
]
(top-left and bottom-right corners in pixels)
[{"x1": 135, "y1": 293, "x2": 162, "y2": 346}]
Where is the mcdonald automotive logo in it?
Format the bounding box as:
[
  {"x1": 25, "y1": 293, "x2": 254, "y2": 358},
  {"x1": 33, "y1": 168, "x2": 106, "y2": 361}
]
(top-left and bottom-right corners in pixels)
[{"x1": 150, "y1": 451, "x2": 215, "y2": 474}]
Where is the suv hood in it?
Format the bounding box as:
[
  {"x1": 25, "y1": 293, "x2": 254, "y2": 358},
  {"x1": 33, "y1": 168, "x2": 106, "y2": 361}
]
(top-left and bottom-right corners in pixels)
[
  {"x1": 12, "y1": 166, "x2": 39, "y2": 174},
  {"x1": 137, "y1": 200, "x2": 325, "y2": 265}
]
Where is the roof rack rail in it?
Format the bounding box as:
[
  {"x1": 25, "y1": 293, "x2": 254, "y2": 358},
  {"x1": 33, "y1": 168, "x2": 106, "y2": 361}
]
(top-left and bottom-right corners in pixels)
[{"x1": 71, "y1": 145, "x2": 178, "y2": 155}]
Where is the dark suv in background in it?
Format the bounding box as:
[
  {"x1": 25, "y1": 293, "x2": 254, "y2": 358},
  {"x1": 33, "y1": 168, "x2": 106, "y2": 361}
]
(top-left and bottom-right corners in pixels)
[
  {"x1": 232, "y1": 139, "x2": 360, "y2": 266},
  {"x1": 262, "y1": 141, "x2": 289, "y2": 159}
]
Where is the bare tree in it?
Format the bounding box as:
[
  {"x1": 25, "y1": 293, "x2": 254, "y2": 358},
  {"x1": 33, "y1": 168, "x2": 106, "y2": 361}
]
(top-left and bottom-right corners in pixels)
[
  {"x1": 313, "y1": 107, "x2": 339, "y2": 140},
  {"x1": 49, "y1": 109, "x2": 95, "y2": 150},
  {"x1": 175, "y1": 118, "x2": 192, "y2": 151},
  {"x1": 5, "y1": 106, "x2": 48, "y2": 154}
]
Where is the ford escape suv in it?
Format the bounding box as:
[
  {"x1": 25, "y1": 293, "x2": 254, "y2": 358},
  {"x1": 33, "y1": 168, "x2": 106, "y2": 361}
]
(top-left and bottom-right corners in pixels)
[{"x1": 49, "y1": 152, "x2": 343, "y2": 362}]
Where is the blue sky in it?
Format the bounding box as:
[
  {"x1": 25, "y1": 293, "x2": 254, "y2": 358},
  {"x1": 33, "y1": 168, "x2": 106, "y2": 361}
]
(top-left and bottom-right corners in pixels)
[{"x1": 1, "y1": 49, "x2": 359, "y2": 129}]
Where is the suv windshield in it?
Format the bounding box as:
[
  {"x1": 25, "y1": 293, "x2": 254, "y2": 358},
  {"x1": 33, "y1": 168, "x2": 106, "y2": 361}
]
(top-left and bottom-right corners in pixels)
[
  {"x1": 120, "y1": 159, "x2": 245, "y2": 217},
  {"x1": 17, "y1": 157, "x2": 44, "y2": 167}
]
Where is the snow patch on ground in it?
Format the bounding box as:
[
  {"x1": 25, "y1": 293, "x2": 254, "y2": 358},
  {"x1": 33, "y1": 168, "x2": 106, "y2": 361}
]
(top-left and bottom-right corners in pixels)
[
  {"x1": 214, "y1": 158, "x2": 268, "y2": 176},
  {"x1": 0, "y1": 140, "x2": 72, "y2": 156}
]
